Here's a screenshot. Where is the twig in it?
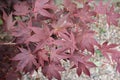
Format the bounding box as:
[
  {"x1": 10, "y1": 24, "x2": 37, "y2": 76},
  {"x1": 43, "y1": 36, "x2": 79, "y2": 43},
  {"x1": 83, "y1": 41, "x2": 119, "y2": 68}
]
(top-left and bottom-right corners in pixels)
[{"x1": 0, "y1": 42, "x2": 18, "y2": 46}]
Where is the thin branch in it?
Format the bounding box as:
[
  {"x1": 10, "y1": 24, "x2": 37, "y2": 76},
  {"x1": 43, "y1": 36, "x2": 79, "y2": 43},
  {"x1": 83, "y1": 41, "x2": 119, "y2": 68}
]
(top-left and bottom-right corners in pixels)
[{"x1": 0, "y1": 42, "x2": 18, "y2": 46}]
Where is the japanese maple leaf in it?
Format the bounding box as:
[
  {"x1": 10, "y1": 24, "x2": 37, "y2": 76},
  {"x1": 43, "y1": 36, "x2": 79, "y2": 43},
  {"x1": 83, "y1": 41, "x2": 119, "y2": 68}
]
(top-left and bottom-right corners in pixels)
[
  {"x1": 33, "y1": 37, "x2": 54, "y2": 53},
  {"x1": 63, "y1": 0, "x2": 77, "y2": 12},
  {"x1": 33, "y1": 0, "x2": 56, "y2": 18},
  {"x1": 42, "y1": 62, "x2": 65, "y2": 80},
  {"x1": 74, "y1": 4, "x2": 95, "y2": 23},
  {"x1": 11, "y1": 21, "x2": 31, "y2": 43},
  {"x1": 6, "y1": 69, "x2": 21, "y2": 80},
  {"x1": 13, "y1": 2, "x2": 30, "y2": 16},
  {"x1": 12, "y1": 48, "x2": 39, "y2": 72},
  {"x1": 76, "y1": 62, "x2": 91, "y2": 76},
  {"x1": 98, "y1": 41, "x2": 120, "y2": 61},
  {"x1": 99, "y1": 42, "x2": 120, "y2": 72},
  {"x1": 69, "y1": 52, "x2": 96, "y2": 76},
  {"x1": 26, "y1": 25, "x2": 51, "y2": 43},
  {"x1": 0, "y1": 1, "x2": 6, "y2": 9},
  {"x1": 37, "y1": 49, "x2": 49, "y2": 66},
  {"x1": 52, "y1": 13, "x2": 72, "y2": 34},
  {"x1": 94, "y1": 0, "x2": 110, "y2": 14},
  {"x1": 2, "y1": 11, "x2": 16, "y2": 31},
  {"x1": 49, "y1": 47, "x2": 70, "y2": 64},
  {"x1": 76, "y1": 30, "x2": 98, "y2": 54},
  {"x1": 53, "y1": 32, "x2": 78, "y2": 54},
  {"x1": 106, "y1": 5, "x2": 120, "y2": 26}
]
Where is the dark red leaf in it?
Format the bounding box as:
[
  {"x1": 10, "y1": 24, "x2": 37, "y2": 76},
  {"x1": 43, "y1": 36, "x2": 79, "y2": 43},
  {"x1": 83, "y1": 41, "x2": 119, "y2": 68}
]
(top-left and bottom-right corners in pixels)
[
  {"x1": 26, "y1": 25, "x2": 51, "y2": 43},
  {"x1": 74, "y1": 4, "x2": 95, "y2": 23},
  {"x1": 76, "y1": 30, "x2": 98, "y2": 54},
  {"x1": 5, "y1": 70, "x2": 21, "y2": 80},
  {"x1": 99, "y1": 41, "x2": 120, "y2": 60},
  {"x1": 78, "y1": 62, "x2": 90, "y2": 76},
  {"x1": 99, "y1": 42, "x2": 120, "y2": 73},
  {"x1": 53, "y1": 32, "x2": 77, "y2": 54},
  {"x1": 63, "y1": 0, "x2": 77, "y2": 12},
  {"x1": 33, "y1": 37, "x2": 54, "y2": 53},
  {"x1": 12, "y1": 48, "x2": 39, "y2": 72},
  {"x1": 34, "y1": 0, "x2": 56, "y2": 18},
  {"x1": 13, "y1": 2, "x2": 30, "y2": 16},
  {"x1": 11, "y1": 21, "x2": 31, "y2": 43},
  {"x1": 37, "y1": 49, "x2": 49, "y2": 66},
  {"x1": 42, "y1": 62, "x2": 65, "y2": 80},
  {"x1": 2, "y1": 11, "x2": 16, "y2": 31},
  {"x1": 49, "y1": 47, "x2": 70, "y2": 63},
  {"x1": 77, "y1": 65, "x2": 82, "y2": 76},
  {"x1": 69, "y1": 51, "x2": 96, "y2": 76},
  {"x1": 106, "y1": 5, "x2": 120, "y2": 26},
  {"x1": 52, "y1": 13, "x2": 72, "y2": 34}
]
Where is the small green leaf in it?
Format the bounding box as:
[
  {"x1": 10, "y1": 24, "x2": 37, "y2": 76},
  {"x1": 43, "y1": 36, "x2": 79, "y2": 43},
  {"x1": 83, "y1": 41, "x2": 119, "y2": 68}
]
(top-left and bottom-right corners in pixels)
[
  {"x1": 99, "y1": 27, "x2": 106, "y2": 34},
  {"x1": 94, "y1": 61, "x2": 102, "y2": 66},
  {"x1": 95, "y1": 49, "x2": 102, "y2": 57},
  {"x1": 15, "y1": 16, "x2": 21, "y2": 20},
  {"x1": 0, "y1": 19, "x2": 3, "y2": 25},
  {"x1": 54, "y1": 0, "x2": 63, "y2": 5}
]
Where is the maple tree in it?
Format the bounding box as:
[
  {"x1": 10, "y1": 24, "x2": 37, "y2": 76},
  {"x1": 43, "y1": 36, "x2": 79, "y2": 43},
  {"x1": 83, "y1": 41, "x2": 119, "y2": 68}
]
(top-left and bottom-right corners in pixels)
[{"x1": 0, "y1": 0, "x2": 120, "y2": 80}]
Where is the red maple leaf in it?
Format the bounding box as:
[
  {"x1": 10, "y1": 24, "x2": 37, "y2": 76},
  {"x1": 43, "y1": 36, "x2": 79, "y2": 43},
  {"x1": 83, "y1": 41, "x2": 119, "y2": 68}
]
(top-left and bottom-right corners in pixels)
[
  {"x1": 33, "y1": 0, "x2": 56, "y2": 18},
  {"x1": 12, "y1": 48, "x2": 39, "y2": 72},
  {"x1": 5, "y1": 69, "x2": 21, "y2": 80},
  {"x1": 37, "y1": 49, "x2": 49, "y2": 66},
  {"x1": 11, "y1": 21, "x2": 31, "y2": 43},
  {"x1": 42, "y1": 62, "x2": 65, "y2": 80},
  {"x1": 69, "y1": 52, "x2": 96, "y2": 76},
  {"x1": 74, "y1": 4, "x2": 95, "y2": 23},
  {"x1": 99, "y1": 41, "x2": 120, "y2": 61},
  {"x1": 53, "y1": 32, "x2": 78, "y2": 54},
  {"x1": 99, "y1": 42, "x2": 120, "y2": 72},
  {"x1": 76, "y1": 30, "x2": 98, "y2": 54},
  {"x1": 0, "y1": 1, "x2": 7, "y2": 9},
  {"x1": 13, "y1": 2, "x2": 30, "y2": 16},
  {"x1": 2, "y1": 11, "x2": 16, "y2": 31},
  {"x1": 63, "y1": 0, "x2": 77, "y2": 12},
  {"x1": 49, "y1": 47, "x2": 70, "y2": 64},
  {"x1": 26, "y1": 25, "x2": 51, "y2": 43},
  {"x1": 106, "y1": 5, "x2": 120, "y2": 26},
  {"x1": 33, "y1": 37, "x2": 54, "y2": 53},
  {"x1": 52, "y1": 13, "x2": 72, "y2": 34},
  {"x1": 94, "y1": 0, "x2": 110, "y2": 14}
]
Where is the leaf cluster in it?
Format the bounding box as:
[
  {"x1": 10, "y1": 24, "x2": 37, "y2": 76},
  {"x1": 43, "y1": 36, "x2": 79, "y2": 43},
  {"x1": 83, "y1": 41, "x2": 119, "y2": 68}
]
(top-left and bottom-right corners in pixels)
[{"x1": 0, "y1": 0, "x2": 120, "y2": 80}]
